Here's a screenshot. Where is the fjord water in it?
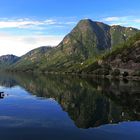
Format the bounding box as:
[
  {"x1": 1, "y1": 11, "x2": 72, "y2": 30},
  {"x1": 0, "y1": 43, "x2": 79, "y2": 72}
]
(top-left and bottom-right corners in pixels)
[{"x1": 0, "y1": 72, "x2": 140, "y2": 140}]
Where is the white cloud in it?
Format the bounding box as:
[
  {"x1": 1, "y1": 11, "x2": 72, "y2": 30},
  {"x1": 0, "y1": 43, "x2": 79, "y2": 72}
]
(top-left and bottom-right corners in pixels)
[
  {"x1": 0, "y1": 17, "x2": 78, "y2": 56},
  {"x1": 0, "y1": 19, "x2": 57, "y2": 29},
  {"x1": 0, "y1": 33, "x2": 64, "y2": 56},
  {"x1": 102, "y1": 16, "x2": 140, "y2": 29},
  {"x1": 44, "y1": 19, "x2": 57, "y2": 25},
  {"x1": 133, "y1": 19, "x2": 140, "y2": 23},
  {"x1": 103, "y1": 17, "x2": 120, "y2": 22},
  {"x1": 0, "y1": 18, "x2": 76, "y2": 29},
  {"x1": 65, "y1": 21, "x2": 77, "y2": 25}
]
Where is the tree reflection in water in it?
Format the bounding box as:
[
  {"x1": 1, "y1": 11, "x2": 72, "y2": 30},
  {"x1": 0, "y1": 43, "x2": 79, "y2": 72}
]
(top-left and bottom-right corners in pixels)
[{"x1": 0, "y1": 72, "x2": 139, "y2": 128}]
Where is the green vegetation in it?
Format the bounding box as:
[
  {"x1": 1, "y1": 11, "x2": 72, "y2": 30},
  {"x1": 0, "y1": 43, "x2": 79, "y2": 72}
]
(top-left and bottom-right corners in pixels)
[
  {"x1": 82, "y1": 32, "x2": 140, "y2": 77},
  {"x1": 0, "y1": 19, "x2": 139, "y2": 77},
  {"x1": 1, "y1": 72, "x2": 139, "y2": 128},
  {"x1": 9, "y1": 46, "x2": 52, "y2": 72},
  {"x1": 111, "y1": 69, "x2": 120, "y2": 76},
  {"x1": 0, "y1": 55, "x2": 19, "y2": 69}
]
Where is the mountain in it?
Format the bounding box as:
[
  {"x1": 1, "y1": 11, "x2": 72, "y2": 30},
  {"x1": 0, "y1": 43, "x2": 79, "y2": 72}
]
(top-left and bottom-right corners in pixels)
[
  {"x1": 34, "y1": 19, "x2": 139, "y2": 73},
  {"x1": 57, "y1": 19, "x2": 138, "y2": 57},
  {"x1": 5, "y1": 19, "x2": 140, "y2": 73},
  {"x1": 11, "y1": 46, "x2": 52, "y2": 72},
  {"x1": 0, "y1": 55, "x2": 20, "y2": 69},
  {"x1": 82, "y1": 32, "x2": 140, "y2": 77},
  {"x1": 58, "y1": 19, "x2": 111, "y2": 56}
]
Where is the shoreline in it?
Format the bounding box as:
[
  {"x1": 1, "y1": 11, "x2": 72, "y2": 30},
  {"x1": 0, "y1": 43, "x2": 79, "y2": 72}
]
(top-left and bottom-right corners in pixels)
[{"x1": 5, "y1": 70, "x2": 140, "y2": 81}]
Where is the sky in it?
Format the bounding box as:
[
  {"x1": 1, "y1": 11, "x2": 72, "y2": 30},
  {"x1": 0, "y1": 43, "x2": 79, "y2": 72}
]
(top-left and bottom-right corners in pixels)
[{"x1": 0, "y1": 0, "x2": 140, "y2": 56}]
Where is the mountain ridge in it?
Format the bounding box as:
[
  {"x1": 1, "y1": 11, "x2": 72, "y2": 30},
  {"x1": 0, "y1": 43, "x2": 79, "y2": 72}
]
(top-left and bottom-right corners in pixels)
[
  {"x1": 12, "y1": 46, "x2": 52, "y2": 68},
  {"x1": 0, "y1": 54, "x2": 20, "y2": 69},
  {"x1": 81, "y1": 32, "x2": 140, "y2": 77},
  {"x1": 0, "y1": 19, "x2": 139, "y2": 75}
]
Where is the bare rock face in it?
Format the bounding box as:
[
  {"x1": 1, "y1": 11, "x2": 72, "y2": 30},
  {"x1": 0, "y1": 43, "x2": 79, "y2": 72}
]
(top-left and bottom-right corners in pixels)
[
  {"x1": 107, "y1": 40, "x2": 140, "y2": 71},
  {"x1": 0, "y1": 55, "x2": 19, "y2": 68}
]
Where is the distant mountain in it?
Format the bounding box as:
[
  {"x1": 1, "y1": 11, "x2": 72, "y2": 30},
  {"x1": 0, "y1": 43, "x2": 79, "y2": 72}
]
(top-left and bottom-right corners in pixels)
[
  {"x1": 3, "y1": 19, "x2": 140, "y2": 73},
  {"x1": 11, "y1": 46, "x2": 52, "y2": 71},
  {"x1": 0, "y1": 55, "x2": 20, "y2": 69},
  {"x1": 22, "y1": 46, "x2": 52, "y2": 59}
]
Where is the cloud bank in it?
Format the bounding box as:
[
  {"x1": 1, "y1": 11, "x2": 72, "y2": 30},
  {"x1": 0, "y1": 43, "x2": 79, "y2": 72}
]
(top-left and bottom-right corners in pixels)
[
  {"x1": 0, "y1": 33, "x2": 64, "y2": 56},
  {"x1": 0, "y1": 17, "x2": 77, "y2": 56},
  {"x1": 102, "y1": 16, "x2": 140, "y2": 29}
]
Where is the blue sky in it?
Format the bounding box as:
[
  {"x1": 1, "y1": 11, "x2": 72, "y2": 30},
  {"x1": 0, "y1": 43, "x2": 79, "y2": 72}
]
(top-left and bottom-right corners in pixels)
[{"x1": 0, "y1": 0, "x2": 140, "y2": 56}]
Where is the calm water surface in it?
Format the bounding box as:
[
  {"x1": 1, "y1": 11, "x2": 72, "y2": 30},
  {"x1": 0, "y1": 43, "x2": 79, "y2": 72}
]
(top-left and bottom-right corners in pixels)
[{"x1": 0, "y1": 72, "x2": 140, "y2": 140}]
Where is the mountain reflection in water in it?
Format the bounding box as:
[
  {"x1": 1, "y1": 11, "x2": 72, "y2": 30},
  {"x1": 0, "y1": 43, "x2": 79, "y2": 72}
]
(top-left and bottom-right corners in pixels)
[{"x1": 0, "y1": 72, "x2": 139, "y2": 129}]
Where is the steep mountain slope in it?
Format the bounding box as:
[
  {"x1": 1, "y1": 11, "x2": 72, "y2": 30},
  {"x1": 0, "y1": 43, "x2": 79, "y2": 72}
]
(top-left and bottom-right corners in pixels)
[
  {"x1": 110, "y1": 25, "x2": 138, "y2": 47},
  {"x1": 36, "y1": 19, "x2": 139, "y2": 73},
  {"x1": 57, "y1": 19, "x2": 138, "y2": 58},
  {"x1": 82, "y1": 32, "x2": 140, "y2": 76},
  {"x1": 10, "y1": 19, "x2": 139, "y2": 72},
  {"x1": 105, "y1": 40, "x2": 140, "y2": 70},
  {"x1": 58, "y1": 19, "x2": 111, "y2": 57},
  {"x1": 0, "y1": 55, "x2": 20, "y2": 69}
]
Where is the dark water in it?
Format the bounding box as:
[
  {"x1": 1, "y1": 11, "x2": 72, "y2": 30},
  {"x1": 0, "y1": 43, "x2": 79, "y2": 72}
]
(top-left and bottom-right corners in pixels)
[{"x1": 0, "y1": 72, "x2": 140, "y2": 140}]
